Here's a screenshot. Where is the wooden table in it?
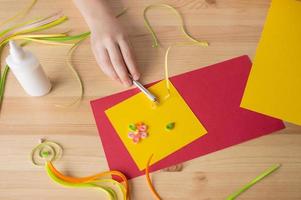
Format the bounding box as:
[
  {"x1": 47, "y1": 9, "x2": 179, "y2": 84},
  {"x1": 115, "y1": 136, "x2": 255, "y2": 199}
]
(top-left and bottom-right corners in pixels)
[{"x1": 0, "y1": 0, "x2": 300, "y2": 199}]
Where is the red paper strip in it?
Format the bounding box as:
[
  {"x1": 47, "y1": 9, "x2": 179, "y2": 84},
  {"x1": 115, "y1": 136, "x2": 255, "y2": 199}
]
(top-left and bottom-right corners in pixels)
[{"x1": 90, "y1": 55, "x2": 285, "y2": 179}]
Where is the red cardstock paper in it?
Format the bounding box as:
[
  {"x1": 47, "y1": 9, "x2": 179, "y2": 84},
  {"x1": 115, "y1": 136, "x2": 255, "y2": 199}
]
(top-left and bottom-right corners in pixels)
[{"x1": 90, "y1": 55, "x2": 285, "y2": 179}]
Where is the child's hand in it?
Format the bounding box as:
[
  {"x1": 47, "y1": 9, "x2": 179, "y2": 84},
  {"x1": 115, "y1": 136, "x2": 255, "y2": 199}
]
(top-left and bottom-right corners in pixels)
[{"x1": 74, "y1": 0, "x2": 140, "y2": 87}]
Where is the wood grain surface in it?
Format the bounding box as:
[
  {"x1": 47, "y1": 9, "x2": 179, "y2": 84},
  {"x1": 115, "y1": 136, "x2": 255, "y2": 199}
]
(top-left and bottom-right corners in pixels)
[{"x1": 0, "y1": 0, "x2": 300, "y2": 199}]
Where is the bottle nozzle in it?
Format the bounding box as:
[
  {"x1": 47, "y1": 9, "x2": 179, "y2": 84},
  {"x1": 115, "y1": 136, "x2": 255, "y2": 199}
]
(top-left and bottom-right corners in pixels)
[{"x1": 9, "y1": 40, "x2": 25, "y2": 61}]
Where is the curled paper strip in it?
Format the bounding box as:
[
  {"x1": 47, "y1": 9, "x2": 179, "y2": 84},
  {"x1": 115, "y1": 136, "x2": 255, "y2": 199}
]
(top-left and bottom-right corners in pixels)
[
  {"x1": 145, "y1": 155, "x2": 162, "y2": 200},
  {"x1": 31, "y1": 140, "x2": 129, "y2": 200},
  {"x1": 31, "y1": 140, "x2": 63, "y2": 166},
  {"x1": 145, "y1": 154, "x2": 280, "y2": 200},
  {"x1": 45, "y1": 162, "x2": 128, "y2": 200},
  {"x1": 0, "y1": 12, "x2": 79, "y2": 111},
  {"x1": 143, "y1": 4, "x2": 208, "y2": 48},
  {"x1": 0, "y1": 1, "x2": 128, "y2": 112},
  {"x1": 143, "y1": 4, "x2": 208, "y2": 96}
]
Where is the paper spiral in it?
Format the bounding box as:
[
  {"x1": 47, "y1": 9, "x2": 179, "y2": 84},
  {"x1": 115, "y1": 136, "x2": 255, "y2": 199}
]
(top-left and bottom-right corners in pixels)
[{"x1": 31, "y1": 140, "x2": 63, "y2": 166}]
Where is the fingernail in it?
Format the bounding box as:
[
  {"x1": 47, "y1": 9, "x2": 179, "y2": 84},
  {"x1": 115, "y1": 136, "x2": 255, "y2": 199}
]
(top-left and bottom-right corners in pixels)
[{"x1": 133, "y1": 73, "x2": 140, "y2": 81}]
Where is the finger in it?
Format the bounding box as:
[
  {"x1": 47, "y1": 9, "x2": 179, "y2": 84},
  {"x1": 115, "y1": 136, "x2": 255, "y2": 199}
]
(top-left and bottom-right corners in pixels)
[
  {"x1": 106, "y1": 42, "x2": 132, "y2": 87},
  {"x1": 92, "y1": 45, "x2": 120, "y2": 82},
  {"x1": 118, "y1": 38, "x2": 140, "y2": 81}
]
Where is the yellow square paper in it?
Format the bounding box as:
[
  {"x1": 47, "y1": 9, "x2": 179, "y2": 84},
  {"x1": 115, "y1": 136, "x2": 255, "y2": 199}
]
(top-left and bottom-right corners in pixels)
[
  {"x1": 105, "y1": 80, "x2": 207, "y2": 170},
  {"x1": 241, "y1": 0, "x2": 301, "y2": 125}
]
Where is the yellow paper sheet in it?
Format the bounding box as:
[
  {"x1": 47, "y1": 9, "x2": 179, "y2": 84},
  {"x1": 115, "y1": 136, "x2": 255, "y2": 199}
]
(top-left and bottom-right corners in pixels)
[
  {"x1": 105, "y1": 80, "x2": 207, "y2": 170},
  {"x1": 241, "y1": 0, "x2": 301, "y2": 125}
]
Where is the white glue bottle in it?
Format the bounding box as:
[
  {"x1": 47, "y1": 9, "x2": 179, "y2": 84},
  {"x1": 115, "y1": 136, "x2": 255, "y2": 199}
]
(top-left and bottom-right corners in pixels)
[{"x1": 6, "y1": 41, "x2": 52, "y2": 96}]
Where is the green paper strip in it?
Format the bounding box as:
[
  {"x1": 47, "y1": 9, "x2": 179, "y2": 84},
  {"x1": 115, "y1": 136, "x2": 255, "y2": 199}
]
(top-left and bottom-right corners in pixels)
[
  {"x1": 45, "y1": 164, "x2": 117, "y2": 200},
  {"x1": 39, "y1": 32, "x2": 91, "y2": 42},
  {"x1": 0, "y1": 66, "x2": 9, "y2": 111},
  {"x1": 93, "y1": 179, "x2": 126, "y2": 200},
  {"x1": 143, "y1": 4, "x2": 208, "y2": 48},
  {"x1": 226, "y1": 164, "x2": 281, "y2": 200},
  {"x1": 0, "y1": 5, "x2": 128, "y2": 114},
  {"x1": 47, "y1": 161, "x2": 127, "y2": 200},
  {"x1": 0, "y1": 15, "x2": 69, "y2": 111},
  {"x1": 0, "y1": 42, "x2": 29, "y2": 112},
  {"x1": 0, "y1": 3, "x2": 128, "y2": 115}
]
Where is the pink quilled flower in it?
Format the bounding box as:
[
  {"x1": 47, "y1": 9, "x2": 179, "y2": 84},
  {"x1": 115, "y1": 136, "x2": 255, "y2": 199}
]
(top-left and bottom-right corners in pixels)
[{"x1": 128, "y1": 122, "x2": 148, "y2": 144}]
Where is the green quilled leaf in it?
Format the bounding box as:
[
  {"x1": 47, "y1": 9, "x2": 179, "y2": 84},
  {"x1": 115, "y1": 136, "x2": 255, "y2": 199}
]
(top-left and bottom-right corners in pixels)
[{"x1": 166, "y1": 122, "x2": 175, "y2": 130}]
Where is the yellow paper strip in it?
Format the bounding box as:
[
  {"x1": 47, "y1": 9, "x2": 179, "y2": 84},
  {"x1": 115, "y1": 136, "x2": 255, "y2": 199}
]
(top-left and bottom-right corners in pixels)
[
  {"x1": 0, "y1": 0, "x2": 37, "y2": 28},
  {"x1": 143, "y1": 3, "x2": 208, "y2": 95}
]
